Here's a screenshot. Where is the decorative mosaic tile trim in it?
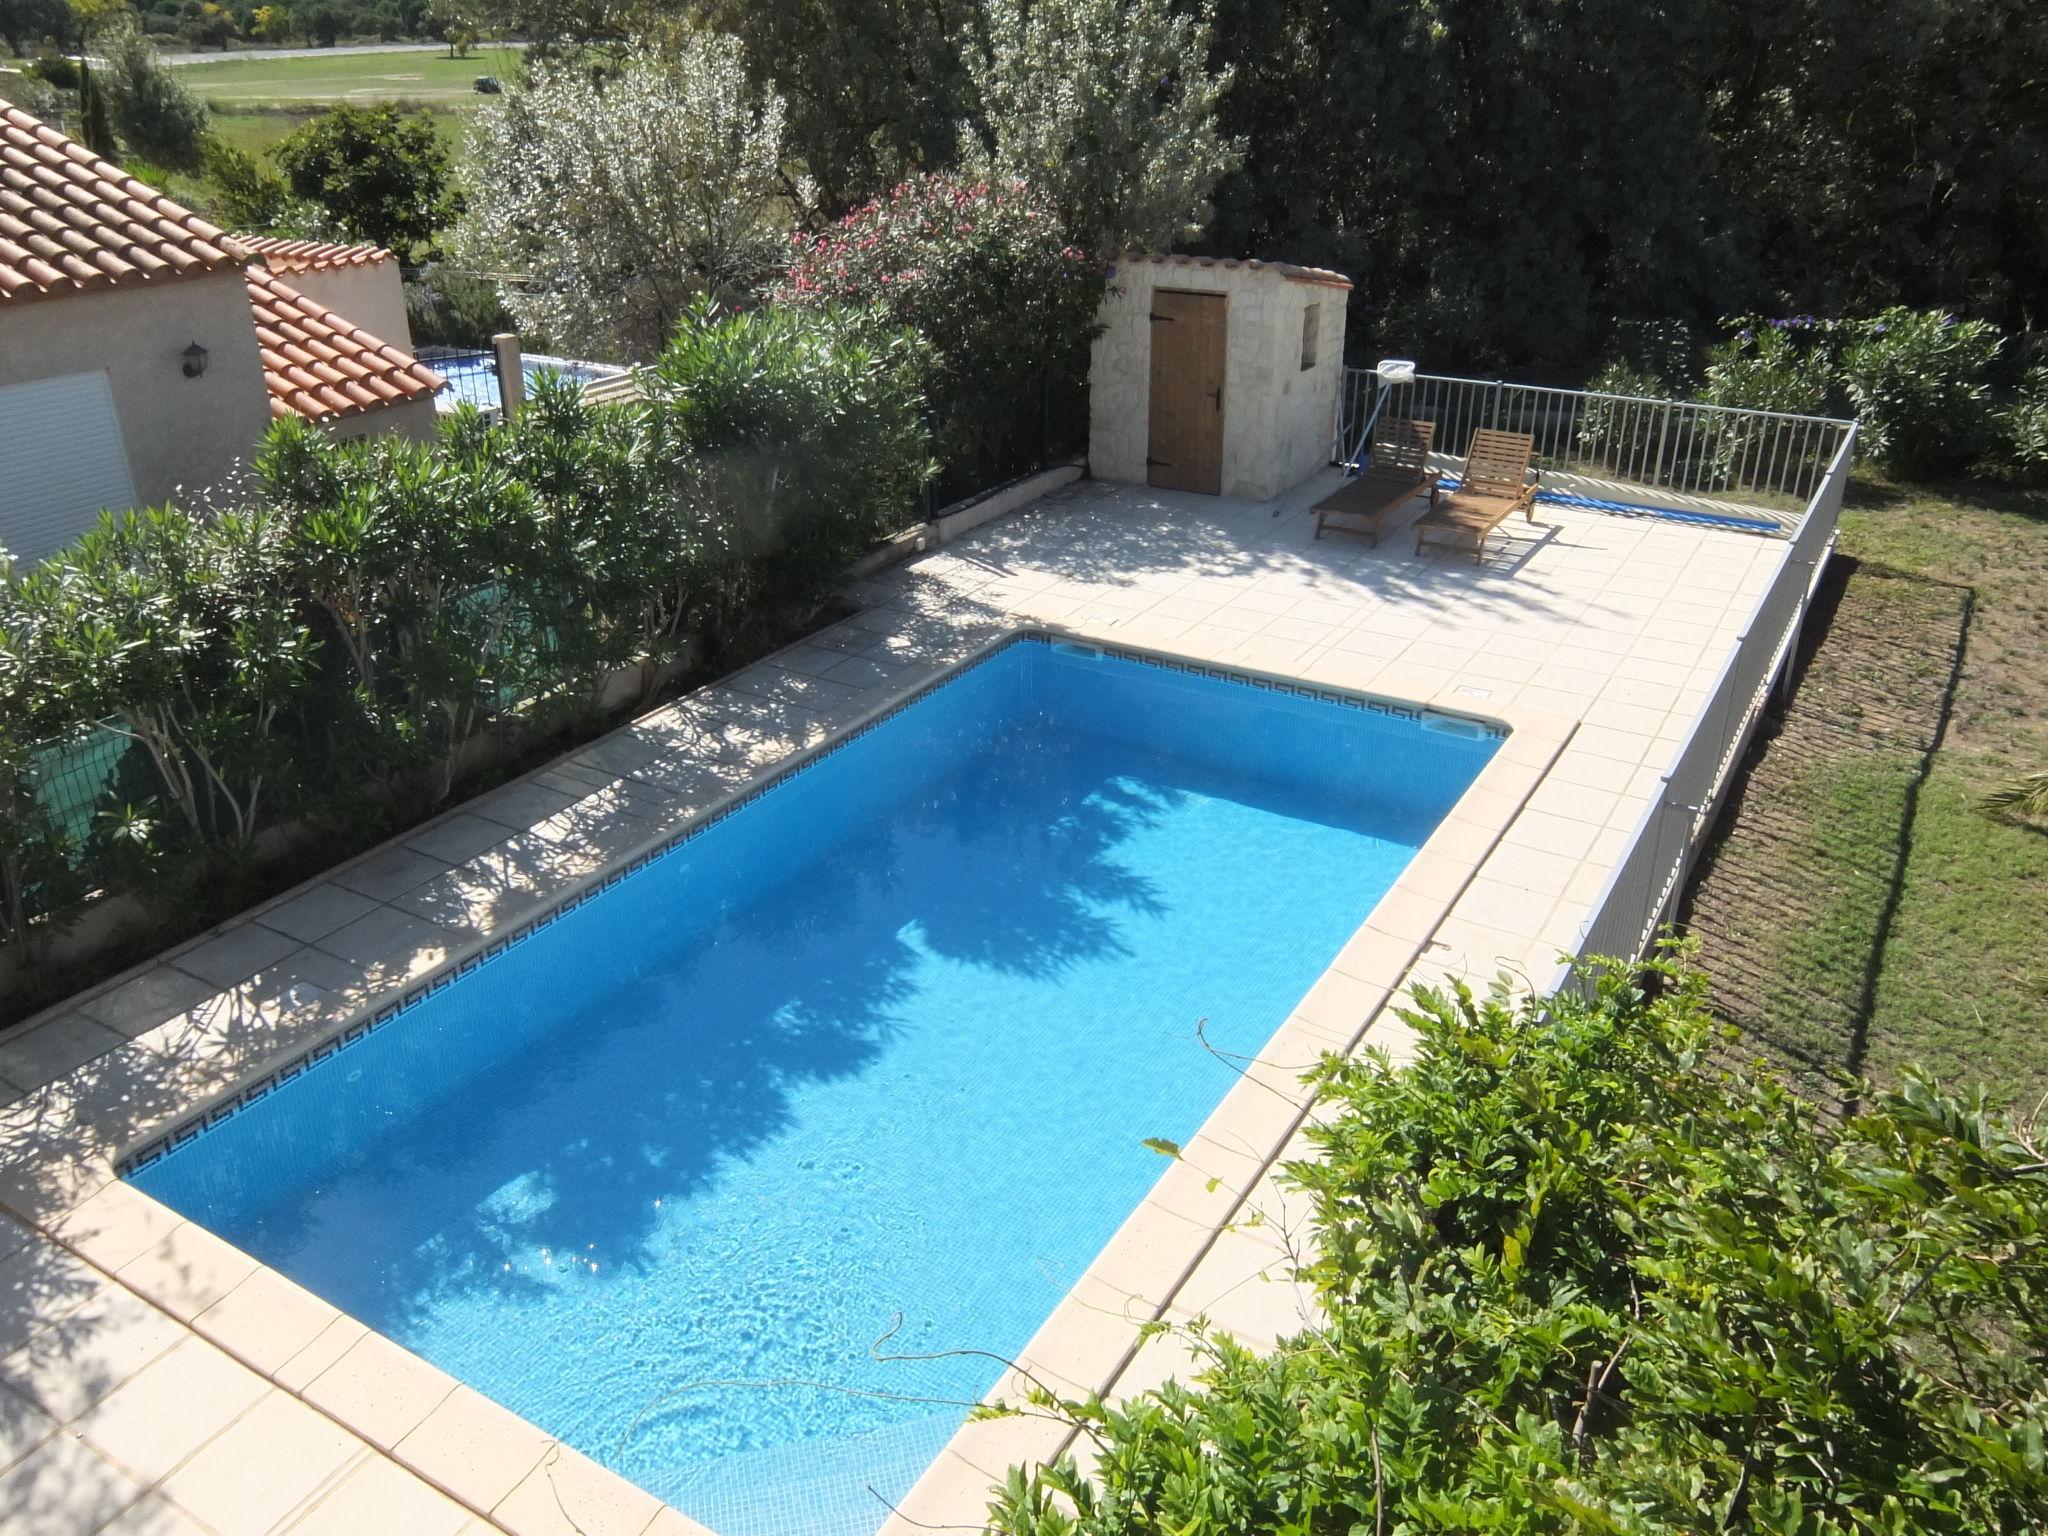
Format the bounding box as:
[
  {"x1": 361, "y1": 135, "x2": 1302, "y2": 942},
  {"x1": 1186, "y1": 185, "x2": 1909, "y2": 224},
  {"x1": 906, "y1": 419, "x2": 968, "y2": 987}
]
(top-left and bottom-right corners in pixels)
[
  {"x1": 1052, "y1": 634, "x2": 1508, "y2": 737},
  {"x1": 118, "y1": 627, "x2": 1499, "y2": 1173}
]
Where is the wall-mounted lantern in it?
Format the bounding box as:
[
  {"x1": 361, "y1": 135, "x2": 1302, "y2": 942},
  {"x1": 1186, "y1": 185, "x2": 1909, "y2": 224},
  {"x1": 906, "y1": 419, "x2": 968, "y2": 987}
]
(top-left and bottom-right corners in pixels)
[{"x1": 181, "y1": 342, "x2": 209, "y2": 379}]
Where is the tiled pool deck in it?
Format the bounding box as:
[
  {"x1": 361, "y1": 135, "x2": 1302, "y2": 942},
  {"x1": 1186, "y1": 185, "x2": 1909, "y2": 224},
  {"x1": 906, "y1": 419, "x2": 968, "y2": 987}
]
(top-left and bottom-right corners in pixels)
[{"x1": 0, "y1": 472, "x2": 1784, "y2": 1534}]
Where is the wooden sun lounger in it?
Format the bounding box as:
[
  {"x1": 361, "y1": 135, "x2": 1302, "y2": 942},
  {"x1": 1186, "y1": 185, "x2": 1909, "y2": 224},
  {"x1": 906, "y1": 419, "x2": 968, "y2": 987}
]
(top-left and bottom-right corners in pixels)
[
  {"x1": 1313, "y1": 418, "x2": 1439, "y2": 546},
  {"x1": 1413, "y1": 429, "x2": 1540, "y2": 562}
]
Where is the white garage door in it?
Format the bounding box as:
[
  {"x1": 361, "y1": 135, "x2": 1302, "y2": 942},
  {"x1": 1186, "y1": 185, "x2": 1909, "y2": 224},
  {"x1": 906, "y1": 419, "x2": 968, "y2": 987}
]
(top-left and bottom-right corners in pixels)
[{"x1": 0, "y1": 370, "x2": 139, "y2": 569}]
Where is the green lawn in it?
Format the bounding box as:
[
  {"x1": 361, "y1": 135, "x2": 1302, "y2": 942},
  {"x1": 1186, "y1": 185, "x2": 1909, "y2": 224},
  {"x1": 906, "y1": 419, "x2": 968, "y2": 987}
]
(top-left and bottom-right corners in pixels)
[
  {"x1": 169, "y1": 45, "x2": 525, "y2": 109},
  {"x1": 1681, "y1": 474, "x2": 2047, "y2": 1110},
  {"x1": 1836, "y1": 479, "x2": 2048, "y2": 1101}
]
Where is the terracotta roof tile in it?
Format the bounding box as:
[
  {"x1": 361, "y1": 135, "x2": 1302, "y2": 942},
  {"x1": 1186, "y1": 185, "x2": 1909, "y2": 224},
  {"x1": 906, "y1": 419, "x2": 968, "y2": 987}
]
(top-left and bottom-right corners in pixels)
[
  {"x1": 1120, "y1": 250, "x2": 1354, "y2": 291},
  {"x1": 0, "y1": 103, "x2": 249, "y2": 302},
  {"x1": 236, "y1": 233, "x2": 397, "y2": 273},
  {"x1": 245, "y1": 266, "x2": 442, "y2": 423}
]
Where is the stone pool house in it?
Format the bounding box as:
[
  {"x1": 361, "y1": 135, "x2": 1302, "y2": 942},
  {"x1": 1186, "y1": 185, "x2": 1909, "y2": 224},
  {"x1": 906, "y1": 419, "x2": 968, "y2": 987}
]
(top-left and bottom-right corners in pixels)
[
  {"x1": 0, "y1": 104, "x2": 439, "y2": 568},
  {"x1": 1089, "y1": 252, "x2": 1352, "y2": 500}
]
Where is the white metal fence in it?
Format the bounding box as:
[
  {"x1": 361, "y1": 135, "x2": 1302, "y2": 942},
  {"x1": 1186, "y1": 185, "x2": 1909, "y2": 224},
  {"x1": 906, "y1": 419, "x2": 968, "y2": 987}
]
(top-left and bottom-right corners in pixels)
[
  {"x1": 1340, "y1": 370, "x2": 1855, "y2": 525},
  {"x1": 1549, "y1": 426, "x2": 1856, "y2": 985}
]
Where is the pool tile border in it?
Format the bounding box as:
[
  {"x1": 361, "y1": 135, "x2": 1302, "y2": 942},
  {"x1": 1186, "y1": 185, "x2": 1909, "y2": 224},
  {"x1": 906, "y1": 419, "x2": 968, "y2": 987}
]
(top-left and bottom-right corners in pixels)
[{"x1": 0, "y1": 568, "x2": 1581, "y2": 1536}]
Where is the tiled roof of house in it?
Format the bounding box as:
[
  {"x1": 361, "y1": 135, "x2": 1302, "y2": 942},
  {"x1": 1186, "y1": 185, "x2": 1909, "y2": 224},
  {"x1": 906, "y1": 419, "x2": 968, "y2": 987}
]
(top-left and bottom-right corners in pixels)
[
  {"x1": 245, "y1": 266, "x2": 442, "y2": 422},
  {"x1": 237, "y1": 234, "x2": 397, "y2": 273},
  {"x1": 0, "y1": 102, "x2": 249, "y2": 302},
  {"x1": 1120, "y1": 251, "x2": 1355, "y2": 291}
]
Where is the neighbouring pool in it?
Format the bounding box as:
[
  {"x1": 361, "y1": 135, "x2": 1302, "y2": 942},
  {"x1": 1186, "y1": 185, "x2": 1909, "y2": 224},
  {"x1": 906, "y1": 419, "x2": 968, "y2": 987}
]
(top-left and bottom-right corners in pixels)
[
  {"x1": 432, "y1": 353, "x2": 627, "y2": 413},
  {"x1": 128, "y1": 636, "x2": 1499, "y2": 1536}
]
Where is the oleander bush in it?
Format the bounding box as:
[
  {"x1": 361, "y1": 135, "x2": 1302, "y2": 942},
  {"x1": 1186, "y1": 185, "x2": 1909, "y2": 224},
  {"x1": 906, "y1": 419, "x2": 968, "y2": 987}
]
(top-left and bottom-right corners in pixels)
[
  {"x1": 990, "y1": 951, "x2": 2048, "y2": 1536},
  {"x1": 1997, "y1": 367, "x2": 2048, "y2": 479},
  {"x1": 776, "y1": 174, "x2": 1100, "y2": 501},
  {"x1": 1700, "y1": 322, "x2": 1834, "y2": 418},
  {"x1": 1837, "y1": 309, "x2": 2004, "y2": 479},
  {"x1": 0, "y1": 305, "x2": 932, "y2": 978},
  {"x1": 643, "y1": 297, "x2": 934, "y2": 649},
  {"x1": 1636, "y1": 311, "x2": 2016, "y2": 482}
]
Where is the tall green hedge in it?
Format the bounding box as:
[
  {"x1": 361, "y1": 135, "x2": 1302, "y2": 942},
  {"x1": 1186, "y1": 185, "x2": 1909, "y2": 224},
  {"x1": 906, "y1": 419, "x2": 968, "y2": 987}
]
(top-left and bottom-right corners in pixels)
[{"x1": 0, "y1": 303, "x2": 931, "y2": 970}]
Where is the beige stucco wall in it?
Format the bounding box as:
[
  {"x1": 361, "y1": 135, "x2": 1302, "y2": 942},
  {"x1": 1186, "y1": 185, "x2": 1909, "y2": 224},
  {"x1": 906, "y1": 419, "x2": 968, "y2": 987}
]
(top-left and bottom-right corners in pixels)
[
  {"x1": 1090, "y1": 258, "x2": 1350, "y2": 501},
  {"x1": 329, "y1": 392, "x2": 438, "y2": 443},
  {"x1": 0, "y1": 268, "x2": 272, "y2": 507},
  {"x1": 274, "y1": 259, "x2": 413, "y2": 355}
]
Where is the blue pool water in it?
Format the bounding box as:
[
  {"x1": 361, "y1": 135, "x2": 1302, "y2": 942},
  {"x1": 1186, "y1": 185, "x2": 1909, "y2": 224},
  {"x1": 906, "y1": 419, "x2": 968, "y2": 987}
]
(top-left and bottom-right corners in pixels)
[
  {"x1": 130, "y1": 638, "x2": 1497, "y2": 1536},
  {"x1": 433, "y1": 354, "x2": 625, "y2": 413}
]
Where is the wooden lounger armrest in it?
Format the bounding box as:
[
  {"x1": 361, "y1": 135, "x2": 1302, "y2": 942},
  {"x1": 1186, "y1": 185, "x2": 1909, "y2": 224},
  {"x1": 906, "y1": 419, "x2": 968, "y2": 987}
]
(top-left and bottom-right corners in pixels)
[{"x1": 1515, "y1": 469, "x2": 1541, "y2": 519}]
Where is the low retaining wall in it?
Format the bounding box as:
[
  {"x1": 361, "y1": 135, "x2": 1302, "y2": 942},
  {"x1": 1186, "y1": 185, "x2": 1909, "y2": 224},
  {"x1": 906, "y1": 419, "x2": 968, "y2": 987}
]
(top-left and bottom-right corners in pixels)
[{"x1": 852, "y1": 460, "x2": 1085, "y2": 578}]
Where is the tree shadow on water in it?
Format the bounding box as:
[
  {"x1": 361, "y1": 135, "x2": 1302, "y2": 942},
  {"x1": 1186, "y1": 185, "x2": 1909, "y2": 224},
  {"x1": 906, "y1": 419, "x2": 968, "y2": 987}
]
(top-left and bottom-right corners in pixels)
[
  {"x1": 897, "y1": 757, "x2": 1176, "y2": 982},
  {"x1": 156, "y1": 726, "x2": 1183, "y2": 1345}
]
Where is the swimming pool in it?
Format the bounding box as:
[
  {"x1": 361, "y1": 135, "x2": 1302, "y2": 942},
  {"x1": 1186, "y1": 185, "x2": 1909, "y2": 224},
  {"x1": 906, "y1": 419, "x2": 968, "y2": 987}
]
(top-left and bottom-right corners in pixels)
[
  {"x1": 127, "y1": 635, "x2": 1499, "y2": 1535},
  {"x1": 431, "y1": 352, "x2": 628, "y2": 413}
]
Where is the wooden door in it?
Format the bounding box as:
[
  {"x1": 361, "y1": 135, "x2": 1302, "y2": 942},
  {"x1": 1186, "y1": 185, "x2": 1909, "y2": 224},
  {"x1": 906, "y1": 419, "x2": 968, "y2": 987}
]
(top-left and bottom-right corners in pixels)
[{"x1": 1146, "y1": 290, "x2": 1226, "y2": 495}]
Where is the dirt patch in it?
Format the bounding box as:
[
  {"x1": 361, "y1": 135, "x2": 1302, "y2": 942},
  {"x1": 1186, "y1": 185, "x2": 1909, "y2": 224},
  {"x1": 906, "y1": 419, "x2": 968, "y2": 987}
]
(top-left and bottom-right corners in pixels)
[{"x1": 1677, "y1": 555, "x2": 1973, "y2": 1109}]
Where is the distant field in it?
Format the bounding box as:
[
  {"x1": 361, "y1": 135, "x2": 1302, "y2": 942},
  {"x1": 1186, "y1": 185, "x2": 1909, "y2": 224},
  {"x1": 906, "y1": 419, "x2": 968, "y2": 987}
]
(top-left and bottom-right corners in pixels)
[
  {"x1": 209, "y1": 106, "x2": 468, "y2": 158},
  {"x1": 169, "y1": 46, "x2": 525, "y2": 109}
]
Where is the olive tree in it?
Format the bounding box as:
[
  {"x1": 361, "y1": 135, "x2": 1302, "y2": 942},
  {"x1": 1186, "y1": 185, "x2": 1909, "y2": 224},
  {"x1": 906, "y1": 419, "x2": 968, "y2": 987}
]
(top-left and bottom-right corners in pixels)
[
  {"x1": 461, "y1": 34, "x2": 793, "y2": 360},
  {"x1": 92, "y1": 16, "x2": 210, "y2": 171},
  {"x1": 960, "y1": 0, "x2": 1241, "y2": 254}
]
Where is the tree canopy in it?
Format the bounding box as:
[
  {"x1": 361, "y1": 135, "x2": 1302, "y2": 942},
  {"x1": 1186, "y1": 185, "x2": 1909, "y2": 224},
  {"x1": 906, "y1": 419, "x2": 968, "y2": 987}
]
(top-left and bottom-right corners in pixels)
[
  {"x1": 459, "y1": 35, "x2": 789, "y2": 360},
  {"x1": 272, "y1": 103, "x2": 456, "y2": 254}
]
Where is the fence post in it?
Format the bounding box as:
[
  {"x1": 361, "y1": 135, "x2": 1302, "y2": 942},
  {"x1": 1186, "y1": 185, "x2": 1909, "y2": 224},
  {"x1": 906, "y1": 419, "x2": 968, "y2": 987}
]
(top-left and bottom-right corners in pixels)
[
  {"x1": 492, "y1": 332, "x2": 524, "y2": 423},
  {"x1": 1650, "y1": 403, "x2": 1673, "y2": 491}
]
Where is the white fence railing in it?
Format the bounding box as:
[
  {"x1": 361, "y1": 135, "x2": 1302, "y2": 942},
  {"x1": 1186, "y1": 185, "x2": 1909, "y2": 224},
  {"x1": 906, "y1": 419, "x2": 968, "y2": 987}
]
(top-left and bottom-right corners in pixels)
[
  {"x1": 1340, "y1": 370, "x2": 1855, "y2": 527},
  {"x1": 1550, "y1": 426, "x2": 1855, "y2": 985}
]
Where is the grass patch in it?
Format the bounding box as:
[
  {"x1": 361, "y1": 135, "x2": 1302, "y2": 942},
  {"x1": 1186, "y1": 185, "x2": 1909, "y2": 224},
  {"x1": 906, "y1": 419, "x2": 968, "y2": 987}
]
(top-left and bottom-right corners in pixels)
[
  {"x1": 1683, "y1": 474, "x2": 2047, "y2": 1109},
  {"x1": 169, "y1": 45, "x2": 525, "y2": 109},
  {"x1": 207, "y1": 104, "x2": 467, "y2": 158},
  {"x1": 1837, "y1": 477, "x2": 2048, "y2": 1104},
  {"x1": 1863, "y1": 766, "x2": 2048, "y2": 1093}
]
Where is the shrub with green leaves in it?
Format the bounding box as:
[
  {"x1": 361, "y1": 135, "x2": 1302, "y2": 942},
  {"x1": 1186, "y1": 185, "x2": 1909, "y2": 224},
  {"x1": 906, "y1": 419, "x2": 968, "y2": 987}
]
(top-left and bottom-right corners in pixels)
[
  {"x1": 257, "y1": 408, "x2": 569, "y2": 809},
  {"x1": 273, "y1": 103, "x2": 457, "y2": 255},
  {"x1": 642, "y1": 297, "x2": 934, "y2": 651},
  {"x1": 1701, "y1": 322, "x2": 1832, "y2": 417},
  {"x1": 992, "y1": 953, "x2": 2048, "y2": 1535},
  {"x1": 1997, "y1": 366, "x2": 2048, "y2": 479},
  {"x1": 1837, "y1": 308, "x2": 2002, "y2": 478},
  {"x1": 0, "y1": 608, "x2": 89, "y2": 966},
  {"x1": 6, "y1": 505, "x2": 316, "y2": 876},
  {"x1": 776, "y1": 174, "x2": 1099, "y2": 501}
]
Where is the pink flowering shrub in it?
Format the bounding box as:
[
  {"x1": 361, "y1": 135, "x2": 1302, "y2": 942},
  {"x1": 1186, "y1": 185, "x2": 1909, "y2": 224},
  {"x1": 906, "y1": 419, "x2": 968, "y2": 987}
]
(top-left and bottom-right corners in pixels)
[{"x1": 778, "y1": 175, "x2": 1102, "y2": 499}]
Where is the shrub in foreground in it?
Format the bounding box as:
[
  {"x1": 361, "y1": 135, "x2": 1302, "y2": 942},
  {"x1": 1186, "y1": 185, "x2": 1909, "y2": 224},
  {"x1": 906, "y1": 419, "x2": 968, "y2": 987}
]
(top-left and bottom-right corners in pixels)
[{"x1": 992, "y1": 953, "x2": 2048, "y2": 1535}]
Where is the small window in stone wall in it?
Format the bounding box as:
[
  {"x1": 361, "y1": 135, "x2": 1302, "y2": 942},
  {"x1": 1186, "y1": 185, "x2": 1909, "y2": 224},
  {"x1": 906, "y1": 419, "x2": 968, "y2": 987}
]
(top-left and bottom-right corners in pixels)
[{"x1": 1300, "y1": 303, "x2": 1320, "y2": 371}]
